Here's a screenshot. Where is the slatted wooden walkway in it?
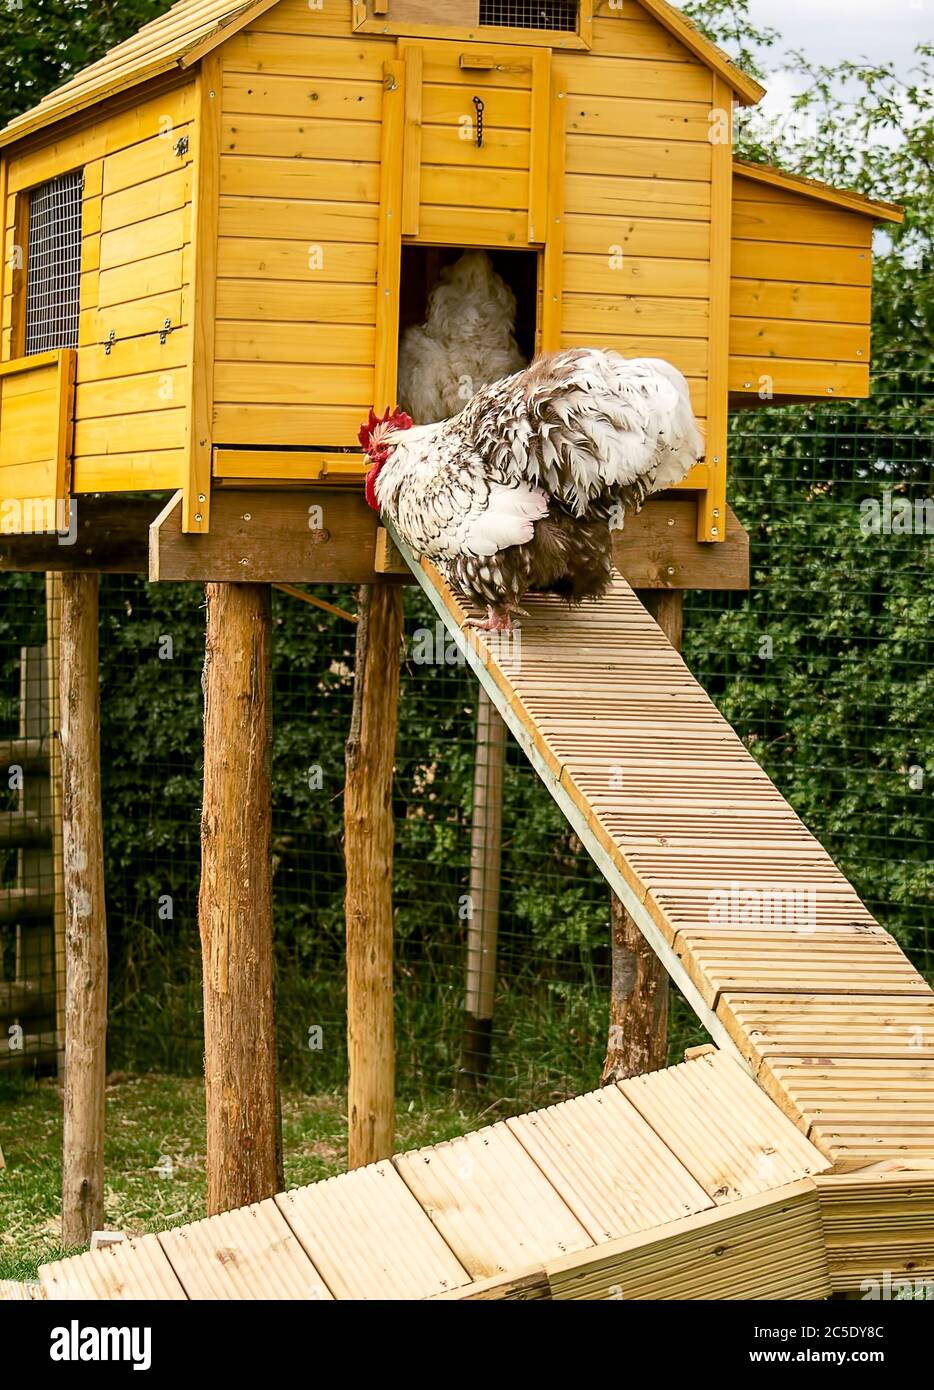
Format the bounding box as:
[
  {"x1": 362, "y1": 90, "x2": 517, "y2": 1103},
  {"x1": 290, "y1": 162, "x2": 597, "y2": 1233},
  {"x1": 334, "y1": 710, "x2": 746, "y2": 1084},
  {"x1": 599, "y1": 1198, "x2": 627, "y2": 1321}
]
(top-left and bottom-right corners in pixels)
[
  {"x1": 394, "y1": 541, "x2": 934, "y2": 1177},
  {"x1": 25, "y1": 1052, "x2": 832, "y2": 1301}
]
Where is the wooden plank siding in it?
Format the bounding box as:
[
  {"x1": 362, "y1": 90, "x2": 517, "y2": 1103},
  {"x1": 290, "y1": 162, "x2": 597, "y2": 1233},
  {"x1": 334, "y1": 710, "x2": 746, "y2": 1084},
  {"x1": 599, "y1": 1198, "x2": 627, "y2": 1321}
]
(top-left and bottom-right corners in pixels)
[
  {"x1": 729, "y1": 172, "x2": 874, "y2": 400},
  {"x1": 554, "y1": 8, "x2": 717, "y2": 491},
  {"x1": 1, "y1": 81, "x2": 198, "y2": 501},
  {"x1": 207, "y1": 0, "x2": 725, "y2": 484},
  {"x1": 213, "y1": 16, "x2": 386, "y2": 448}
]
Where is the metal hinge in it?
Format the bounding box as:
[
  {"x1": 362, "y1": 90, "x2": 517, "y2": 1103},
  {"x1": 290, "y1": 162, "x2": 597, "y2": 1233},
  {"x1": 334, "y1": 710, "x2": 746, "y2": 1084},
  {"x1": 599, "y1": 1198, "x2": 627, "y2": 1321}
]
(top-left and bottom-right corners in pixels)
[
  {"x1": 159, "y1": 318, "x2": 172, "y2": 344},
  {"x1": 174, "y1": 135, "x2": 189, "y2": 157},
  {"x1": 104, "y1": 329, "x2": 116, "y2": 356}
]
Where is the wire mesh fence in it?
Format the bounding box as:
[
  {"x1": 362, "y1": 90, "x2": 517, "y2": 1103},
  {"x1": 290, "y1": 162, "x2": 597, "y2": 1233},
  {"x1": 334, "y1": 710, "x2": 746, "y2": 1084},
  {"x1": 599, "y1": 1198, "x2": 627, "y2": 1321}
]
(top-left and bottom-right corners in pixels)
[
  {"x1": 0, "y1": 375, "x2": 930, "y2": 1116},
  {"x1": 0, "y1": 584, "x2": 60, "y2": 1073}
]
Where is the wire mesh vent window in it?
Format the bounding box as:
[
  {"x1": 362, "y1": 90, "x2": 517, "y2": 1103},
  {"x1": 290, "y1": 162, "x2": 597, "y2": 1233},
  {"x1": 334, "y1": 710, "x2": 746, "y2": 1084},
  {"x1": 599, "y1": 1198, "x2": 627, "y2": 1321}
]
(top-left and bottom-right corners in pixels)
[
  {"x1": 479, "y1": 1, "x2": 579, "y2": 31},
  {"x1": 24, "y1": 170, "x2": 84, "y2": 356}
]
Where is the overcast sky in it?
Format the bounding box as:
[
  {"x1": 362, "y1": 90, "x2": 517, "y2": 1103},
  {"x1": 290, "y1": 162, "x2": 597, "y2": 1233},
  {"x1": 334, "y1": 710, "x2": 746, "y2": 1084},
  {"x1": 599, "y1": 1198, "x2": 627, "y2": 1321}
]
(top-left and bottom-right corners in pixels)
[
  {"x1": 682, "y1": 0, "x2": 932, "y2": 121},
  {"x1": 745, "y1": 0, "x2": 930, "y2": 72}
]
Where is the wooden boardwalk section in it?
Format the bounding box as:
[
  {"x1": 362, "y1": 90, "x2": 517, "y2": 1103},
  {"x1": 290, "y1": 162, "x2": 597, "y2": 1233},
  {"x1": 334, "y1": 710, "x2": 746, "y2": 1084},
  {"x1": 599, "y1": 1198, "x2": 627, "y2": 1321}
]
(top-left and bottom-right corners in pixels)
[
  {"x1": 396, "y1": 544, "x2": 934, "y2": 1178},
  {"x1": 26, "y1": 1052, "x2": 834, "y2": 1301}
]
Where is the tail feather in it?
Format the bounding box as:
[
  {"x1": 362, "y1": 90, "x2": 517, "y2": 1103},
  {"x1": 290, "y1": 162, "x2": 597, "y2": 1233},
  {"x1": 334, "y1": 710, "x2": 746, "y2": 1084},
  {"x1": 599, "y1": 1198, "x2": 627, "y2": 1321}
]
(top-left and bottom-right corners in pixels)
[{"x1": 462, "y1": 348, "x2": 704, "y2": 514}]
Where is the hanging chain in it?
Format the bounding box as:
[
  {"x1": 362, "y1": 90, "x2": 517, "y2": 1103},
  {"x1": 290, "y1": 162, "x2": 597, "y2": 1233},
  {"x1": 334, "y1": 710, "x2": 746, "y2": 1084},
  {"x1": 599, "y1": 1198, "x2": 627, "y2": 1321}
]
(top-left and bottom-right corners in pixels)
[{"x1": 472, "y1": 95, "x2": 485, "y2": 149}]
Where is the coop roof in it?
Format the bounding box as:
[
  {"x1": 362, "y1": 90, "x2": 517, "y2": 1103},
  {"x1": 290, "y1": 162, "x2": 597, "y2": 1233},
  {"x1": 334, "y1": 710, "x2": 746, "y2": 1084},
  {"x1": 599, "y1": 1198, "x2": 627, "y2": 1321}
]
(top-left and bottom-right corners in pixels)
[
  {"x1": 734, "y1": 159, "x2": 905, "y2": 223},
  {"x1": 0, "y1": 0, "x2": 768, "y2": 152},
  {"x1": 638, "y1": 0, "x2": 765, "y2": 106},
  {"x1": 0, "y1": 0, "x2": 282, "y2": 149}
]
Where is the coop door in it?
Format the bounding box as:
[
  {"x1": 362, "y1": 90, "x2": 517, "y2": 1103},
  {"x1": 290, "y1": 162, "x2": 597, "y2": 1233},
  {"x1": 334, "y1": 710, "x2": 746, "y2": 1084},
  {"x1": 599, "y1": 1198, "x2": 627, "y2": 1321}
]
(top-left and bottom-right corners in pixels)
[{"x1": 397, "y1": 40, "x2": 552, "y2": 249}]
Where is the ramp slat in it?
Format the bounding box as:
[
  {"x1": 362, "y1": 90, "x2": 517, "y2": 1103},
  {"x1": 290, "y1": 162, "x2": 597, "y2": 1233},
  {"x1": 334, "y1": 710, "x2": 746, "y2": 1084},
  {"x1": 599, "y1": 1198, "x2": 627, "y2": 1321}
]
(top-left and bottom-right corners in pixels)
[
  {"x1": 505, "y1": 1085, "x2": 714, "y2": 1241},
  {"x1": 721, "y1": 994, "x2": 934, "y2": 1162},
  {"x1": 158, "y1": 1199, "x2": 332, "y2": 1300},
  {"x1": 619, "y1": 1051, "x2": 829, "y2": 1202},
  {"x1": 545, "y1": 1180, "x2": 830, "y2": 1301},
  {"x1": 276, "y1": 1160, "x2": 471, "y2": 1300},
  {"x1": 720, "y1": 993, "x2": 934, "y2": 1063},
  {"x1": 40, "y1": 1234, "x2": 186, "y2": 1300},
  {"x1": 0, "y1": 1280, "x2": 45, "y2": 1300},
  {"x1": 678, "y1": 932, "x2": 926, "y2": 1007},
  {"x1": 770, "y1": 1055, "x2": 934, "y2": 1167},
  {"x1": 649, "y1": 888, "x2": 878, "y2": 932},
  {"x1": 817, "y1": 1165, "x2": 934, "y2": 1289},
  {"x1": 393, "y1": 1122, "x2": 593, "y2": 1278}
]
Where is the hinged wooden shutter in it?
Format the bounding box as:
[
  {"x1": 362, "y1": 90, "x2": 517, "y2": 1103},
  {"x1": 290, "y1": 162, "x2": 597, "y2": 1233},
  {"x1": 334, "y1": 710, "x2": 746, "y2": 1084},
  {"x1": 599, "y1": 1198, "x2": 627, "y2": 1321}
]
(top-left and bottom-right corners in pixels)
[
  {"x1": 374, "y1": 60, "x2": 406, "y2": 409},
  {"x1": 397, "y1": 40, "x2": 551, "y2": 248}
]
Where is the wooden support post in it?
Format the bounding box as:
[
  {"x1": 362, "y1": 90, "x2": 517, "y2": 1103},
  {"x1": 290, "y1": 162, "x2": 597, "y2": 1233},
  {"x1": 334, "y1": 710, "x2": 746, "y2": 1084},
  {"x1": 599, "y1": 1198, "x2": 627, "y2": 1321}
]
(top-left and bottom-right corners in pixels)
[
  {"x1": 642, "y1": 589, "x2": 684, "y2": 656},
  {"x1": 199, "y1": 582, "x2": 280, "y2": 1215},
  {"x1": 60, "y1": 573, "x2": 107, "y2": 1247},
  {"x1": 601, "y1": 590, "x2": 683, "y2": 1085},
  {"x1": 344, "y1": 583, "x2": 403, "y2": 1169},
  {"x1": 461, "y1": 687, "x2": 506, "y2": 1086}
]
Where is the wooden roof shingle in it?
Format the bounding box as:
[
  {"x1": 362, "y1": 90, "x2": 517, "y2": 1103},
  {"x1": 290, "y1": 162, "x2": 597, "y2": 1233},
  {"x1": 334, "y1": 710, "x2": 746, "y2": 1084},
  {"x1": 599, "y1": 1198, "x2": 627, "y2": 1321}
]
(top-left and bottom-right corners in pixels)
[{"x1": 0, "y1": 0, "x2": 281, "y2": 149}]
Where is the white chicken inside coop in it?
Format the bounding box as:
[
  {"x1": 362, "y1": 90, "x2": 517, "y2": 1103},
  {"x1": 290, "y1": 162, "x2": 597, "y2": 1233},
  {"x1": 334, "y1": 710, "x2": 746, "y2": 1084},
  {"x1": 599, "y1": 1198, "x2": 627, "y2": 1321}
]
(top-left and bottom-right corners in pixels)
[{"x1": 397, "y1": 249, "x2": 534, "y2": 425}]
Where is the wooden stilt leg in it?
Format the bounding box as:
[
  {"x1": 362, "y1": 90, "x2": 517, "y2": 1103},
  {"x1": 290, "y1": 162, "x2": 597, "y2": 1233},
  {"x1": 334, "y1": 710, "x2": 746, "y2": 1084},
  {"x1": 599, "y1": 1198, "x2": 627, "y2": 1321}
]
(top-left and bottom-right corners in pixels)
[
  {"x1": 199, "y1": 581, "x2": 279, "y2": 1214},
  {"x1": 344, "y1": 583, "x2": 402, "y2": 1169},
  {"x1": 601, "y1": 590, "x2": 683, "y2": 1084},
  {"x1": 60, "y1": 572, "x2": 107, "y2": 1247}
]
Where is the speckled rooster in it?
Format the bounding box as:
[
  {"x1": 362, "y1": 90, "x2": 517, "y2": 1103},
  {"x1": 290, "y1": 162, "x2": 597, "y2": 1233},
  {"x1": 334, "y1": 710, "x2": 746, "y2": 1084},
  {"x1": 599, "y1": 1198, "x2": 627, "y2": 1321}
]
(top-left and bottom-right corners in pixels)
[{"x1": 361, "y1": 347, "x2": 704, "y2": 632}]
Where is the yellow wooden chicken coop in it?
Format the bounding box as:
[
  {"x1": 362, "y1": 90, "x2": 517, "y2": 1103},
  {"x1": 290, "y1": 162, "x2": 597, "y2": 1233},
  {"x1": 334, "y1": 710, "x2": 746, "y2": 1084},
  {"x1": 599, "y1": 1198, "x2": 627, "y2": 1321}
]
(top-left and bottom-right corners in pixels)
[
  {"x1": 0, "y1": 0, "x2": 901, "y2": 567},
  {"x1": 2, "y1": 3, "x2": 932, "y2": 1300}
]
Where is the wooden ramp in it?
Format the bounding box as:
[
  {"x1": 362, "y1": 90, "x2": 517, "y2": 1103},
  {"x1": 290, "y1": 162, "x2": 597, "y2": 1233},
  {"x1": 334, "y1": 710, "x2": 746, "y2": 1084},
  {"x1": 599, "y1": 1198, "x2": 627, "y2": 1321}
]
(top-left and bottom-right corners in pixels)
[
  {"x1": 34, "y1": 1052, "x2": 834, "y2": 1301},
  {"x1": 392, "y1": 535, "x2": 934, "y2": 1179},
  {"x1": 0, "y1": 1280, "x2": 45, "y2": 1300}
]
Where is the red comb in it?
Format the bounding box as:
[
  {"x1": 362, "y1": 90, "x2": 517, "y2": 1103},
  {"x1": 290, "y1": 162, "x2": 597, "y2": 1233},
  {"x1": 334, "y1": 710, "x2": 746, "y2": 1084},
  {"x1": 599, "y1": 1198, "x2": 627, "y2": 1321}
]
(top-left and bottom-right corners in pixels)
[{"x1": 358, "y1": 406, "x2": 413, "y2": 452}]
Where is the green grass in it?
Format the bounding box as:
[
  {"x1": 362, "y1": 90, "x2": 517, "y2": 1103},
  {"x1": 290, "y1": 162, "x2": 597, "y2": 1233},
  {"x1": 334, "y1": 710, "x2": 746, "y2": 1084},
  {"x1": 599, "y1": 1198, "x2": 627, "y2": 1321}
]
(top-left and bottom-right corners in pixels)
[{"x1": 0, "y1": 1072, "x2": 494, "y2": 1280}]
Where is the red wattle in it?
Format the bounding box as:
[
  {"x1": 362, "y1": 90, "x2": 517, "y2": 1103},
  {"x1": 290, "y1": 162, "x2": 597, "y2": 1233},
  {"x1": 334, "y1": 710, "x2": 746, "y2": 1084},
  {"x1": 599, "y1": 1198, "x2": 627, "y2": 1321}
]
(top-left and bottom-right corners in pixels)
[{"x1": 364, "y1": 459, "x2": 381, "y2": 510}]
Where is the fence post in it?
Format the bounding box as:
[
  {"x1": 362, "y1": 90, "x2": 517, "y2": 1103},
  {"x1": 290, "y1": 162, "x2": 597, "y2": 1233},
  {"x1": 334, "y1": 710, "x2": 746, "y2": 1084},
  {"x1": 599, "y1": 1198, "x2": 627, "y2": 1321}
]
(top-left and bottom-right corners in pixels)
[
  {"x1": 60, "y1": 572, "x2": 107, "y2": 1246},
  {"x1": 46, "y1": 573, "x2": 66, "y2": 1074},
  {"x1": 461, "y1": 687, "x2": 506, "y2": 1084}
]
